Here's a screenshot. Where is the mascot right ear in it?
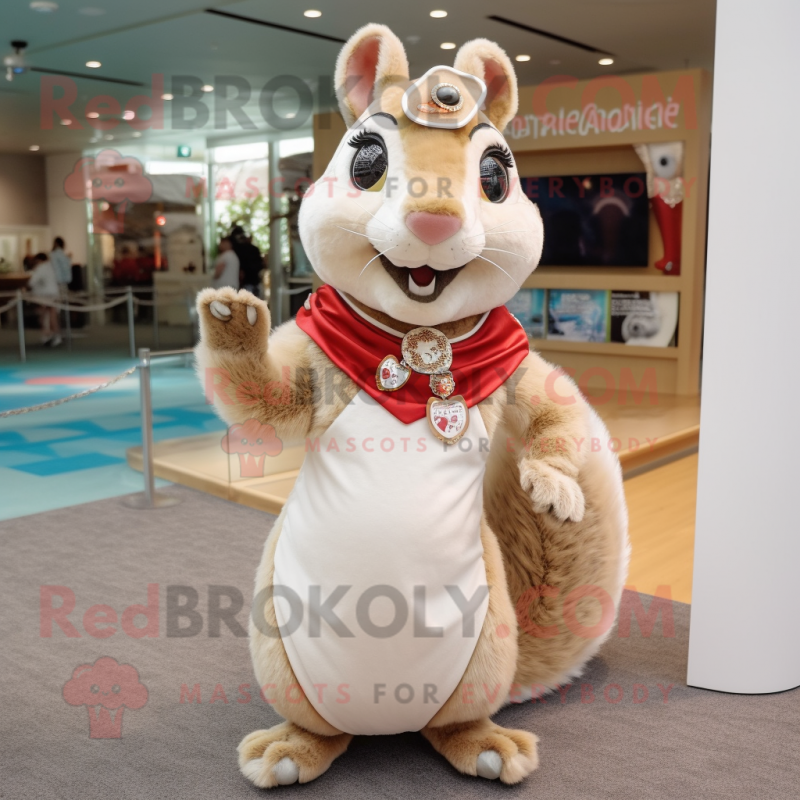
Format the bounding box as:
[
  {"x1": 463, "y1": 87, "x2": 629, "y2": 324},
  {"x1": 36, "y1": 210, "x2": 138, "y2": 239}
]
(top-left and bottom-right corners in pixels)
[{"x1": 335, "y1": 23, "x2": 410, "y2": 126}]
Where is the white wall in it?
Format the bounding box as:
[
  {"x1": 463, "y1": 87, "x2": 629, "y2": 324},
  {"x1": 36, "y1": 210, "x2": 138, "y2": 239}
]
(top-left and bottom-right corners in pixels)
[
  {"x1": 687, "y1": 0, "x2": 800, "y2": 692},
  {"x1": 46, "y1": 153, "x2": 88, "y2": 266}
]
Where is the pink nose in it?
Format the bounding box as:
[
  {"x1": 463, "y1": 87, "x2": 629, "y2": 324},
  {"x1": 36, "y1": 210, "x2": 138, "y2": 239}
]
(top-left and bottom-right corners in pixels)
[{"x1": 405, "y1": 212, "x2": 462, "y2": 246}]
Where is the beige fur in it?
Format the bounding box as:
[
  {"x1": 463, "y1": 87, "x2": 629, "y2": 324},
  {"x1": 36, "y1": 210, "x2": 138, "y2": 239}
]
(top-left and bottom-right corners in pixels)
[
  {"x1": 454, "y1": 39, "x2": 519, "y2": 132},
  {"x1": 196, "y1": 22, "x2": 628, "y2": 790},
  {"x1": 334, "y1": 23, "x2": 409, "y2": 126},
  {"x1": 239, "y1": 721, "x2": 352, "y2": 787},
  {"x1": 422, "y1": 719, "x2": 538, "y2": 784}
]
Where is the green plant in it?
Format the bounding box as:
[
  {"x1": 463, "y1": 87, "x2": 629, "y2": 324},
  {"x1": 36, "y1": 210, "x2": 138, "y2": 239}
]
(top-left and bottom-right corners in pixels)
[{"x1": 215, "y1": 195, "x2": 271, "y2": 255}]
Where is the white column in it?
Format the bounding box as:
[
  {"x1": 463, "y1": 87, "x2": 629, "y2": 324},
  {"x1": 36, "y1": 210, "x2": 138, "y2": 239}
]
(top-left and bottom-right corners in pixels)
[{"x1": 687, "y1": 0, "x2": 800, "y2": 692}]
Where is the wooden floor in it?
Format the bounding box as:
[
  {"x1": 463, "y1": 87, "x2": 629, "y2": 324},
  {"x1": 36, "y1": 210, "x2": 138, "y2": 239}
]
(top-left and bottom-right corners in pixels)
[
  {"x1": 624, "y1": 453, "x2": 698, "y2": 604},
  {"x1": 127, "y1": 392, "x2": 700, "y2": 604}
]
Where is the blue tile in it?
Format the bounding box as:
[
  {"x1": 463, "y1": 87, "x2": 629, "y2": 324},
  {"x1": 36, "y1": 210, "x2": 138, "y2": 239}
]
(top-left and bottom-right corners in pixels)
[
  {"x1": 0, "y1": 431, "x2": 26, "y2": 448},
  {"x1": 12, "y1": 452, "x2": 124, "y2": 476}
]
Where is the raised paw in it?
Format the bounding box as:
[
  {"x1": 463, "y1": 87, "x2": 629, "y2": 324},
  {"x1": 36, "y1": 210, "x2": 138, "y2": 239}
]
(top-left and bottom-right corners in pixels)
[
  {"x1": 197, "y1": 287, "x2": 269, "y2": 353},
  {"x1": 238, "y1": 721, "x2": 352, "y2": 789},
  {"x1": 423, "y1": 719, "x2": 539, "y2": 785},
  {"x1": 520, "y1": 460, "x2": 586, "y2": 522}
]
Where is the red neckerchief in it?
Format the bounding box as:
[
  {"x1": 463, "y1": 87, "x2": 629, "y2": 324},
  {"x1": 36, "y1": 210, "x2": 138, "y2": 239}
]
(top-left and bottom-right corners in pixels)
[{"x1": 295, "y1": 286, "x2": 530, "y2": 424}]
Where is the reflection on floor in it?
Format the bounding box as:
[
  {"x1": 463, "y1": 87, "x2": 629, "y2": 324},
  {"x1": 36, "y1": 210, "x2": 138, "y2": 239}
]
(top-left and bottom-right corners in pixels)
[{"x1": 0, "y1": 352, "x2": 225, "y2": 520}]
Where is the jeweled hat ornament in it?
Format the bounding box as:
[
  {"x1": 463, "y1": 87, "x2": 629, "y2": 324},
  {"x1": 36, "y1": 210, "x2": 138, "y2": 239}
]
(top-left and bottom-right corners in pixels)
[
  {"x1": 376, "y1": 327, "x2": 469, "y2": 445},
  {"x1": 401, "y1": 65, "x2": 487, "y2": 130}
]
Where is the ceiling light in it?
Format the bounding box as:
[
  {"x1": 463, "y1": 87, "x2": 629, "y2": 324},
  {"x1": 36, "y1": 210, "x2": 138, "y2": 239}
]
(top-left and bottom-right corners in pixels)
[
  {"x1": 303, "y1": 9, "x2": 321, "y2": 17},
  {"x1": 30, "y1": 1, "x2": 59, "y2": 13},
  {"x1": 85, "y1": 60, "x2": 101, "y2": 69},
  {"x1": 430, "y1": 9, "x2": 447, "y2": 17},
  {"x1": 161, "y1": 93, "x2": 173, "y2": 100},
  {"x1": 60, "y1": 119, "x2": 71, "y2": 125},
  {"x1": 132, "y1": 131, "x2": 142, "y2": 138},
  {"x1": 201, "y1": 84, "x2": 214, "y2": 92},
  {"x1": 599, "y1": 57, "x2": 614, "y2": 66},
  {"x1": 440, "y1": 42, "x2": 456, "y2": 50},
  {"x1": 86, "y1": 111, "x2": 99, "y2": 119},
  {"x1": 29, "y1": 144, "x2": 40, "y2": 151},
  {"x1": 123, "y1": 109, "x2": 135, "y2": 120},
  {"x1": 515, "y1": 55, "x2": 531, "y2": 62}
]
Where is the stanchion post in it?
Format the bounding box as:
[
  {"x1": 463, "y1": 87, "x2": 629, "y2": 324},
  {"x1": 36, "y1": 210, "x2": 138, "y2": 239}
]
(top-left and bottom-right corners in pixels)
[
  {"x1": 126, "y1": 286, "x2": 135, "y2": 358},
  {"x1": 123, "y1": 347, "x2": 181, "y2": 510},
  {"x1": 139, "y1": 348, "x2": 155, "y2": 506},
  {"x1": 16, "y1": 290, "x2": 26, "y2": 363}
]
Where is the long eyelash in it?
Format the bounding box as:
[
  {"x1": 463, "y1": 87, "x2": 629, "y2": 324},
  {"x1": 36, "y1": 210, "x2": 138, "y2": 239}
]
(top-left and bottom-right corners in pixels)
[
  {"x1": 348, "y1": 130, "x2": 383, "y2": 149},
  {"x1": 487, "y1": 144, "x2": 515, "y2": 169}
]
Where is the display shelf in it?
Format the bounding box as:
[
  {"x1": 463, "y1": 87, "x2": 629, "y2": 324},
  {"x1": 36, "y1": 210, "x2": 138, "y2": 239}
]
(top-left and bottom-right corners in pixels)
[
  {"x1": 530, "y1": 338, "x2": 678, "y2": 360},
  {"x1": 523, "y1": 267, "x2": 684, "y2": 293},
  {"x1": 508, "y1": 68, "x2": 712, "y2": 396}
]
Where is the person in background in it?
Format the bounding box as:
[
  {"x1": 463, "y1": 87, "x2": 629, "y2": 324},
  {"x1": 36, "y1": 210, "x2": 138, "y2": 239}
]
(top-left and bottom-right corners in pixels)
[
  {"x1": 230, "y1": 226, "x2": 264, "y2": 297},
  {"x1": 50, "y1": 237, "x2": 72, "y2": 293},
  {"x1": 212, "y1": 237, "x2": 240, "y2": 290},
  {"x1": 28, "y1": 253, "x2": 62, "y2": 347}
]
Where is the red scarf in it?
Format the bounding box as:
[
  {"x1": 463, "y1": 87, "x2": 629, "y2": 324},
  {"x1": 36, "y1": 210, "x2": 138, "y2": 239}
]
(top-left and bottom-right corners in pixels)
[{"x1": 296, "y1": 286, "x2": 530, "y2": 424}]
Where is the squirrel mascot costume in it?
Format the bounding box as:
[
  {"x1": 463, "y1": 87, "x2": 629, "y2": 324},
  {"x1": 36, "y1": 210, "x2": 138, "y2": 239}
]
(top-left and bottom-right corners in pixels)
[{"x1": 196, "y1": 24, "x2": 629, "y2": 789}]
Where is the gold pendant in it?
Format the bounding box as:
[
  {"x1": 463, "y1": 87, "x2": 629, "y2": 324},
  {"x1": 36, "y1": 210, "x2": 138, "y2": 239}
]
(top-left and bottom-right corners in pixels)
[
  {"x1": 430, "y1": 371, "x2": 455, "y2": 399},
  {"x1": 376, "y1": 355, "x2": 411, "y2": 392},
  {"x1": 401, "y1": 327, "x2": 453, "y2": 375},
  {"x1": 427, "y1": 395, "x2": 469, "y2": 445}
]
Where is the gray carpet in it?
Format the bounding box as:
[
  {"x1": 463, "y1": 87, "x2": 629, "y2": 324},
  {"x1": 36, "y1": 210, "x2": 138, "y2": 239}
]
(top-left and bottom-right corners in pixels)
[{"x1": 1, "y1": 486, "x2": 797, "y2": 800}]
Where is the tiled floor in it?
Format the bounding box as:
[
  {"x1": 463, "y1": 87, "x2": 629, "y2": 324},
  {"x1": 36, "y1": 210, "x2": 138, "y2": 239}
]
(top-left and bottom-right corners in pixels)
[{"x1": 0, "y1": 351, "x2": 226, "y2": 520}]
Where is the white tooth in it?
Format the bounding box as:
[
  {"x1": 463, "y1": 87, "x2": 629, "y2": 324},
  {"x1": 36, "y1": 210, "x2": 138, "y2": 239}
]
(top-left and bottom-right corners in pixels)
[
  {"x1": 210, "y1": 300, "x2": 231, "y2": 320},
  {"x1": 409, "y1": 273, "x2": 436, "y2": 297},
  {"x1": 246, "y1": 305, "x2": 257, "y2": 326}
]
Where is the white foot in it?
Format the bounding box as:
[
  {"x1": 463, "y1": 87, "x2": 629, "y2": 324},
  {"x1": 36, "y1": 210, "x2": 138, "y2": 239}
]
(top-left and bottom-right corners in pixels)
[
  {"x1": 476, "y1": 750, "x2": 503, "y2": 780},
  {"x1": 273, "y1": 757, "x2": 299, "y2": 785}
]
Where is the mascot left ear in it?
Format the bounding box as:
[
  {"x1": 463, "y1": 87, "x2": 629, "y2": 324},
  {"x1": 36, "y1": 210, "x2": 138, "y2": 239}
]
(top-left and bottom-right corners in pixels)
[
  {"x1": 335, "y1": 23, "x2": 410, "y2": 126},
  {"x1": 453, "y1": 39, "x2": 519, "y2": 131}
]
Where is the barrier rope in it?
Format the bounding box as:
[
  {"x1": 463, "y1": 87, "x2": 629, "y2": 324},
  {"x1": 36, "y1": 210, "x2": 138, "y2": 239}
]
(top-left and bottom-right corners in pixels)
[
  {"x1": 26, "y1": 295, "x2": 129, "y2": 312},
  {"x1": 0, "y1": 366, "x2": 138, "y2": 418}
]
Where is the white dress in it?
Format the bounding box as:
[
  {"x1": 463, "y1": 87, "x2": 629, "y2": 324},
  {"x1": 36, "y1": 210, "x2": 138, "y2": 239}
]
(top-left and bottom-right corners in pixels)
[{"x1": 273, "y1": 389, "x2": 490, "y2": 735}]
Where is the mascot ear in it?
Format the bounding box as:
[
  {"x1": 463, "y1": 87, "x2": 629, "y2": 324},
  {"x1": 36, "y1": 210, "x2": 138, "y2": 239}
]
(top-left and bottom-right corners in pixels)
[
  {"x1": 453, "y1": 39, "x2": 518, "y2": 132},
  {"x1": 335, "y1": 23, "x2": 410, "y2": 126}
]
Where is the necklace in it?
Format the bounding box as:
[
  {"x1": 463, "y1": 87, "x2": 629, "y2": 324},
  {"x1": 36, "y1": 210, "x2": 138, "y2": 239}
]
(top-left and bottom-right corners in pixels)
[{"x1": 376, "y1": 327, "x2": 469, "y2": 445}]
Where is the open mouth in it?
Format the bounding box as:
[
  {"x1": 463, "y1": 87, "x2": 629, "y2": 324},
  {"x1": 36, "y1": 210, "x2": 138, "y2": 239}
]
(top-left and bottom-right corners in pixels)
[{"x1": 379, "y1": 256, "x2": 464, "y2": 303}]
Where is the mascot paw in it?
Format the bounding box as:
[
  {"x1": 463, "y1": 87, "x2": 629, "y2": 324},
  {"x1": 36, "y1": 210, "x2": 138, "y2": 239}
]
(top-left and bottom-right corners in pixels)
[
  {"x1": 476, "y1": 750, "x2": 503, "y2": 779},
  {"x1": 238, "y1": 722, "x2": 352, "y2": 788},
  {"x1": 196, "y1": 287, "x2": 269, "y2": 353},
  {"x1": 520, "y1": 460, "x2": 586, "y2": 522},
  {"x1": 424, "y1": 719, "x2": 539, "y2": 784}
]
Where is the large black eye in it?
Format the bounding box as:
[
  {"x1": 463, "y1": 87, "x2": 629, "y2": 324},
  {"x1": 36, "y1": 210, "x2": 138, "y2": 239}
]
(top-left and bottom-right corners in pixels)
[
  {"x1": 350, "y1": 135, "x2": 388, "y2": 192},
  {"x1": 480, "y1": 153, "x2": 510, "y2": 203}
]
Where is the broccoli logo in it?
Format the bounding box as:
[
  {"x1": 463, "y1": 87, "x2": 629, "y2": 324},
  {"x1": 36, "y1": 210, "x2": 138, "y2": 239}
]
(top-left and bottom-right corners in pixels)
[
  {"x1": 222, "y1": 419, "x2": 283, "y2": 478},
  {"x1": 62, "y1": 656, "x2": 148, "y2": 739},
  {"x1": 63, "y1": 149, "x2": 153, "y2": 235}
]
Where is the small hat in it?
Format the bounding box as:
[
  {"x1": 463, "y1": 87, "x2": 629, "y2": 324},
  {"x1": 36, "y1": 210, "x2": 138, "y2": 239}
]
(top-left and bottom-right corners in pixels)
[{"x1": 401, "y1": 65, "x2": 487, "y2": 130}]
